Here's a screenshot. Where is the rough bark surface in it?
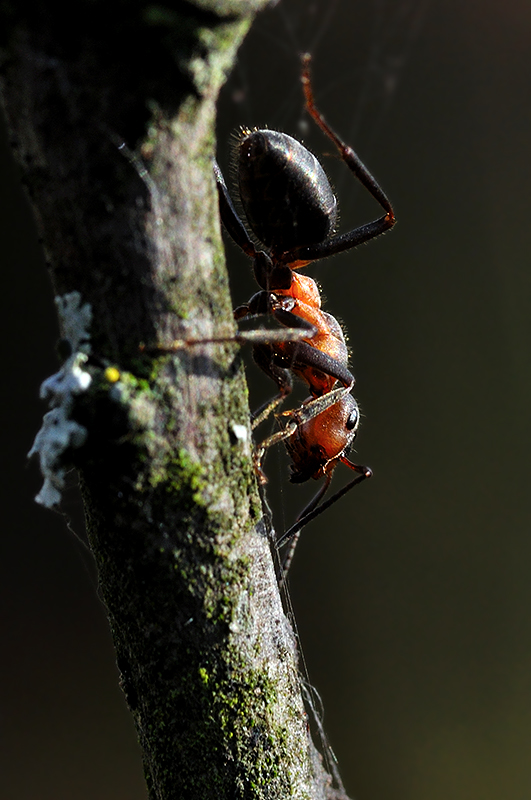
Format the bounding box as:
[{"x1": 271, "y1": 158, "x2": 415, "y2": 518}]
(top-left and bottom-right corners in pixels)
[{"x1": 0, "y1": 2, "x2": 352, "y2": 798}]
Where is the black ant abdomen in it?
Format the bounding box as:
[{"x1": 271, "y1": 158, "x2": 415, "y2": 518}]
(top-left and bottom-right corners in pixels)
[{"x1": 237, "y1": 129, "x2": 337, "y2": 255}]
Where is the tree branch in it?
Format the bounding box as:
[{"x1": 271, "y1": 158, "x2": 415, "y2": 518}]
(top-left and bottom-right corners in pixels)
[{"x1": 0, "y1": 2, "x2": 352, "y2": 797}]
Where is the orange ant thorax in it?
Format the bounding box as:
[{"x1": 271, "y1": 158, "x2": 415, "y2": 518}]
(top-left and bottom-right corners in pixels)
[{"x1": 273, "y1": 272, "x2": 350, "y2": 396}]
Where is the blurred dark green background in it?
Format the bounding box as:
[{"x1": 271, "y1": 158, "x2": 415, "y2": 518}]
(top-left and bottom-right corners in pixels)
[{"x1": 2, "y1": 1, "x2": 530, "y2": 797}]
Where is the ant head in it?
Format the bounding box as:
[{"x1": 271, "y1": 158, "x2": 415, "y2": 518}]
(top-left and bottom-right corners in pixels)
[{"x1": 286, "y1": 394, "x2": 359, "y2": 483}]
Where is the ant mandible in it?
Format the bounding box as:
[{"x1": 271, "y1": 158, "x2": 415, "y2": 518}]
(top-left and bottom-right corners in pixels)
[{"x1": 213, "y1": 54, "x2": 395, "y2": 567}]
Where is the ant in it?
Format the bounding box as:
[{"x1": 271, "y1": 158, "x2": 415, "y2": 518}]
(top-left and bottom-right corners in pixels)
[
  {"x1": 155, "y1": 55, "x2": 395, "y2": 573},
  {"x1": 211, "y1": 54, "x2": 395, "y2": 571}
]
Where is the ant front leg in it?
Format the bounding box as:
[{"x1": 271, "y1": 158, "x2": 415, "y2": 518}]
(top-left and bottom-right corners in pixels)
[
  {"x1": 277, "y1": 458, "x2": 372, "y2": 552},
  {"x1": 276, "y1": 461, "x2": 371, "y2": 589},
  {"x1": 277, "y1": 383, "x2": 355, "y2": 432},
  {"x1": 277, "y1": 472, "x2": 333, "y2": 589}
]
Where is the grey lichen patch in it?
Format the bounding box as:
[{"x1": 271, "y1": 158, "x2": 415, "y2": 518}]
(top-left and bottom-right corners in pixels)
[
  {"x1": 100, "y1": 369, "x2": 201, "y2": 498},
  {"x1": 104, "y1": 359, "x2": 251, "y2": 536},
  {"x1": 109, "y1": 371, "x2": 160, "y2": 440},
  {"x1": 28, "y1": 292, "x2": 93, "y2": 507}
]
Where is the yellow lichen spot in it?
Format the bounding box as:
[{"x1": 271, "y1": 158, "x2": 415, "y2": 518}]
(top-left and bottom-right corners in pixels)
[
  {"x1": 198, "y1": 667, "x2": 209, "y2": 685},
  {"x1": 105, "y1": 366, "x2": 121, "y2": 383}
]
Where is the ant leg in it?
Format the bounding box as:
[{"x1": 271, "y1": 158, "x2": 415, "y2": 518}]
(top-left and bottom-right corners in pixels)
[
  {"x1": 273, "y1": 339, "x2": 354, "y2": 390},
  {"x1": 144, "y1": 324, "x2": 316, "y2": 355},
  {"x1": 214, "y1": 163, "x2": 290, "y2": 292},
  {"x1": 253, "y1": 418, "x2": 299, "y2": 485},
  {"x1": 251, "y1": 393, "x2": 289, "y2": 431},
  {"x1": 162, "y1": 298, "x2": 315, "y2": 351},
  {"x1": 301, "y1": 54, "x2": 394, "y2": 218},
  {"x1": 278, "y1": 384, "x2": 354, "y2": 427},
  {"x1": 234, "y1": 301, "x2": 318, "y2": 344},
  {"x1": 214, "y1": 165, "x2": 292, "y2": 293},
  {"x1": 250, "y1": 348, "x2": 293, "y2": 431},
  {"x1": 214, "y1": 161, "x2": 257, "y2": 259},
  {"x1": 284, "y1": 55, "x2": 395, "y2": 264},
  {"x1": 276, "y1": 459, "x2": 372, "y2": 550},
  {"x1": 278, "y1": 473, "x2": 333, "y2": 588}
]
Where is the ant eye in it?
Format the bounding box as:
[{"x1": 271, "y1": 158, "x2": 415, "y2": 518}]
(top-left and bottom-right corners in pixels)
[{"x1": 346, "y1": 406, "x2": 359, "y2": 430}]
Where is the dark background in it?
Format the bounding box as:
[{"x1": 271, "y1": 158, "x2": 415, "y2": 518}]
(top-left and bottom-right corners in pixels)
[{"x1": 2, "y1": 0, "x2": 531, "y2": 798}]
